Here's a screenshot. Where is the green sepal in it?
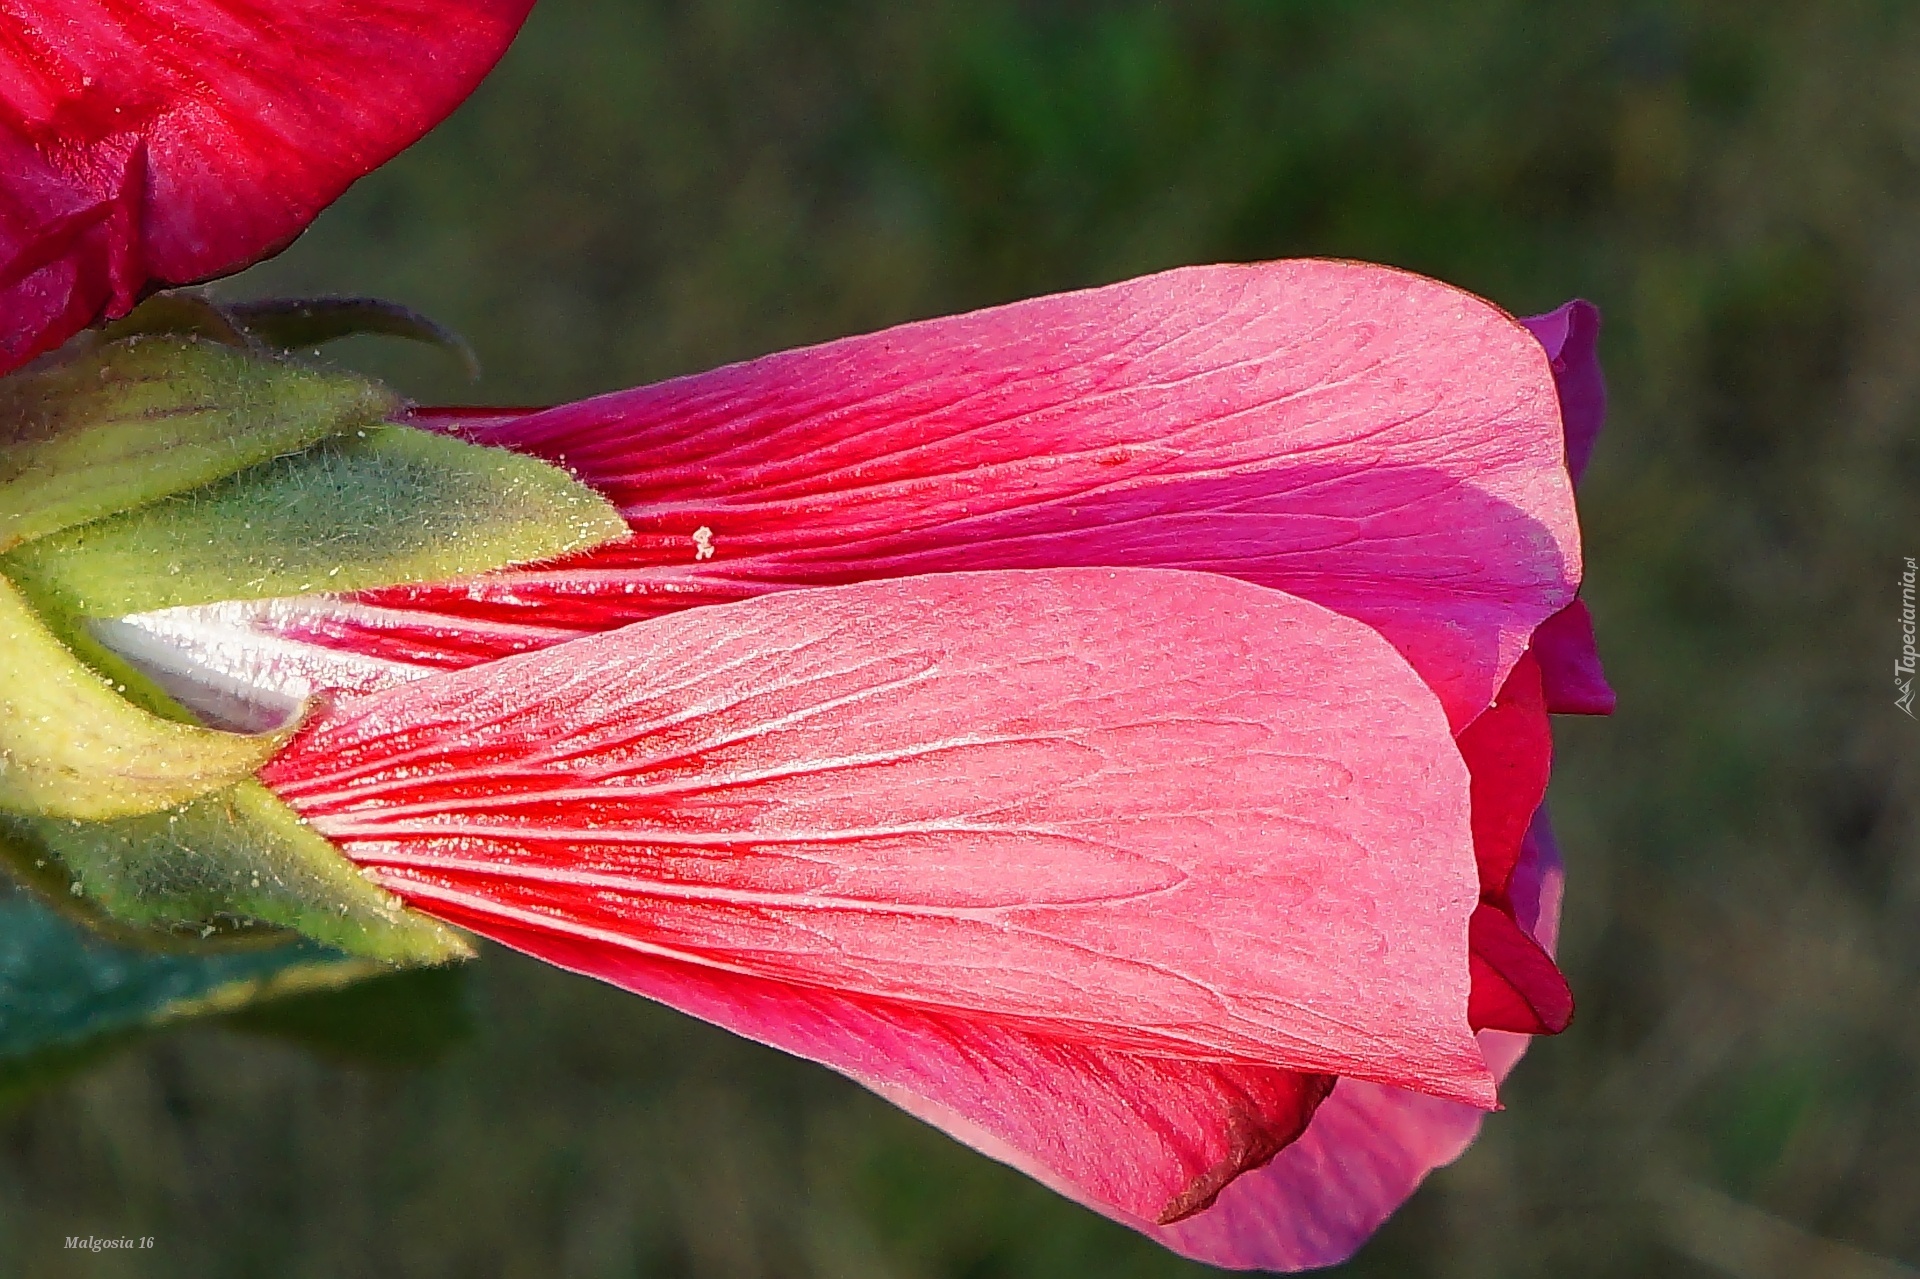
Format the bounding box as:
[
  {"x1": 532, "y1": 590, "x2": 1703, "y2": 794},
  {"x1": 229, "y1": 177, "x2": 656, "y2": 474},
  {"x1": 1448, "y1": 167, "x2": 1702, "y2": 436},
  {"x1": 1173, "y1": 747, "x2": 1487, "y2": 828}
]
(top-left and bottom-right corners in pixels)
[
  {"x1": 0, "y1": 573, "x2": 288, "y2": 820},
  {"x1": 0, "y1": 781, "x2": 472, "y2": 965},
  {"x1": 0, "y1": 335, "x2": 400, "y2": 552},
  {"x1": 5, "y1": 424, "x2": 628, "y2": 616}
]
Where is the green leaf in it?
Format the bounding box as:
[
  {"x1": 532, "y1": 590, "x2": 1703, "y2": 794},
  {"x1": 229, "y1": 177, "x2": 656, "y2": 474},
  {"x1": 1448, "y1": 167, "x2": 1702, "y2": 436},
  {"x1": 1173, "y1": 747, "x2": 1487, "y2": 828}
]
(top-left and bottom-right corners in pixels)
[
  {"x1": 0, "y1": 574, "x2": 287, "y2": 820},
  {"x1": 0, "y1": 336, "x2": 401, "y2": 552},
  {"x1": 220, "y1": 964, "x2": 475, "y2": 1068},
  {"x1": 229, "y1": 296, "x2": 482, "y2": 379},
  {"x1": 0, "y1": 782, "x2": 473, "y2": 965},
  {"x1": 5, "y1": 424, "x2": 628, "y2": 616},
  {"x1": 0, "y1": 877, "x2": 380, "y2": 1105}
]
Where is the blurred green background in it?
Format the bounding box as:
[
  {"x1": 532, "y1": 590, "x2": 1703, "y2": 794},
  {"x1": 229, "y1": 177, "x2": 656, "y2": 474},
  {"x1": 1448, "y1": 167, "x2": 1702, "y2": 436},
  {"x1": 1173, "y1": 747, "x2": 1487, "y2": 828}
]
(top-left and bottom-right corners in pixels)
[{"x1": 3, "y1": 0, "x2": 1917, "y2": 1275}]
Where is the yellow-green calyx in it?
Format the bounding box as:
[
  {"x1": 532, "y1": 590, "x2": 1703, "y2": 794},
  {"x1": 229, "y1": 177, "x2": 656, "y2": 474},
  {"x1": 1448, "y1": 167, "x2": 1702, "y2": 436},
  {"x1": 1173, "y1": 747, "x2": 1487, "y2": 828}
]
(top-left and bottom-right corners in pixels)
[
  {"x1": 0, "y1": 298, "x2": 626, "y2": 964},
  {"x1": 0, "y1": 574, "x2": 289, "y2": 819}
]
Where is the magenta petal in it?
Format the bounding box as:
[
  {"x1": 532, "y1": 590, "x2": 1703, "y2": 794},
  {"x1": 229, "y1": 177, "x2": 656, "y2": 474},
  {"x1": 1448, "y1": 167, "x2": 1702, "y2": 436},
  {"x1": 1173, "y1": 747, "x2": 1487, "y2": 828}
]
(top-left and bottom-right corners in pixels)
[
  {"x1": 328, "y1": 261, "x2": 1580, "y2": 729},
  {"x1": 1519, "y1": 301, "x2": 1605, "y2": 484},
  {"x1": 1137, "y1": 808, "x2": 1568, "y2": 1272},
  {"x1": 0, "y1": 0, "x2": 533, "y2": 371},
  {"x1": 259, "y1": 568, "x2": 1495, "y2": 1221},
  {"x1": 1528, "y1": 599, "x2": 1616, "y2": 715},
  {"x1": 1145, "y1": 1068, "x2": 1495, "y2": 1270}
]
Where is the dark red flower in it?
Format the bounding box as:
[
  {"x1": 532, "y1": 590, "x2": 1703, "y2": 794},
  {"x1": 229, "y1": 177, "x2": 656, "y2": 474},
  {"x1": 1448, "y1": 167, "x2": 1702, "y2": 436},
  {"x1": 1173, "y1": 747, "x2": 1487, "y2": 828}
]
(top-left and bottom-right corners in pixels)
[{"x1": 0, "y1": 0, "x2": 535, "y2": 372}]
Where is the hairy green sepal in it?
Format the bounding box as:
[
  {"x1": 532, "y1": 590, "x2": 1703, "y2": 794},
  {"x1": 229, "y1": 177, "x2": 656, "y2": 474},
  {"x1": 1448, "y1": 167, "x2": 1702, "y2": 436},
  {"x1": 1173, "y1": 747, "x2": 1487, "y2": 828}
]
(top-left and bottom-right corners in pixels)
[
  {"x1": 5, "y1": 425, "x2": 627, "y2": 615},
  {"x1": 0, "y1": 782, "x2": 471, "y2": 963},
  {"x1": 0, "y1": 336, "x2": 399, "y2": 552},
  {"x1": 0, "y1": 315, "x2": 622, "y2": 964},
  {"x1": 0, "y1": 575, "x2": 287, "y2": 819}
]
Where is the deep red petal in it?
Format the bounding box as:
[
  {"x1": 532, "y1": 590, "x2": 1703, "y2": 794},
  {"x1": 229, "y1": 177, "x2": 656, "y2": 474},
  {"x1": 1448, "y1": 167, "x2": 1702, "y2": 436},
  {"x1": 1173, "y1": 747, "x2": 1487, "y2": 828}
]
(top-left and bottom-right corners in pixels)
[
  {"x1": 262, "y1": 569, "x2": 1491, "y2": 1106},
  {"x1": 1466, "y1": 902, "x2": 1574, "y2": 1035},
  {"x1": 1455, "y1": 651, "x2": 1552, "y2": 900},
  {"x1": 1135, "y1": 809, "x2": 1568, "y2": 1271},
  {"x1": 1528, "y1": 598, "x2": 1616, "y2": 715},
  {"x1": 0, "y1": 0, "x2": 533, "y2": 371},
  {"x1": 277, "y1": 261, "x2": 1581, "y2": 728},
  {"x1": 1451, "y1": 655, "x2": 1573, "y2": 1035},
  {"x1": 1519, "y1": 300, "x2": 1605, "y2": 485}
]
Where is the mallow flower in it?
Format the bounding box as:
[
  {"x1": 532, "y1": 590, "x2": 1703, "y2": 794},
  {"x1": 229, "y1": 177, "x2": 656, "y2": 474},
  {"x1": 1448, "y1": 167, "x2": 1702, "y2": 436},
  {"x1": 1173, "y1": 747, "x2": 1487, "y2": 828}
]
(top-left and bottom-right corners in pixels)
[
  {"x1": 0, "y1": 2, "x2": 1611, "y2": 1272},
  {"x1": 76, "y1": 261, "x2": 1609, "y2": 1270}
]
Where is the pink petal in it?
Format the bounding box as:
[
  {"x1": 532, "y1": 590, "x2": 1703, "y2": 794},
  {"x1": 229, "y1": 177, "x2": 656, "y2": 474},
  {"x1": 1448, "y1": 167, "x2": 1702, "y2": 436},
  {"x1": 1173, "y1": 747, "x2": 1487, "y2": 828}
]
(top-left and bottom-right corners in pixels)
[
  {"x1": 1519, "y1": 301, "x2": 1605, "y2": 484},
  {"x1": 259, "y1": 568, "x2": 1495, "y2": 1221},
  {"x1": 265, "y1": 567, "x2": 1489, "y2": 1097},
  {"x1": 0, "y1": 0, "x2": 533, "y2": 371},
  {"x1": 281, "y1": 261, "x2": 1578, "y2": 729},
  {"x1": 1143, "y1": 1058, "x2": 1507, "y2": 1270},
  {"x1": 1528, "y1": 598, "x2": 1616, "y2": 715},
  {"x1": 1134, "y1": 808, "x2": 1568, "y2": 1272}
]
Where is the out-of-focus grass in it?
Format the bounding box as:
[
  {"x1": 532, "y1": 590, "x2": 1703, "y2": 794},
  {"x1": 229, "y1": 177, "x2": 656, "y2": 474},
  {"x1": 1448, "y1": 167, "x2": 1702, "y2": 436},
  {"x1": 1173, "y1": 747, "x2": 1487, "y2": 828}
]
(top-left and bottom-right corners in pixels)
[{"x1": 2, "y1": 2, "x2": 1915, "y2": 1275}]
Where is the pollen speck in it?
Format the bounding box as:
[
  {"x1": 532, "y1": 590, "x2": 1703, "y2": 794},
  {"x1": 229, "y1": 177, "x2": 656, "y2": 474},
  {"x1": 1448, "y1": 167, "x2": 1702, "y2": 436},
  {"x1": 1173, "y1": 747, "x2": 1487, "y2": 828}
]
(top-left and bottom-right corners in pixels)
[{"x1": 692, "y1": 526, "x2": 715, "y2": 561}]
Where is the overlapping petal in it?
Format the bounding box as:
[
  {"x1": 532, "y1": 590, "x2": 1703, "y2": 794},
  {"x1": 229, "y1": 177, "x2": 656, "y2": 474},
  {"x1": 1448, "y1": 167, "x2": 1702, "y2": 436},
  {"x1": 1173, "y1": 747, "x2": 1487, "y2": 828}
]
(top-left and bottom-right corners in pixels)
[
  {"x1": 796, "y1": 808, "x2": 1568, "y2": 1272},
  {"x1": 198, "y1": 261, "x2": 1580, "y2": 730},
  {"x1": 0, "y1": 0, "x2": 535, "y2": 371},
  {"x1": 258, "y1": 567, "x2": 1496, "y2": 1223},
  {"x1": 1450, "y1": 651, "x2": 1574, "y2": 1035}
]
